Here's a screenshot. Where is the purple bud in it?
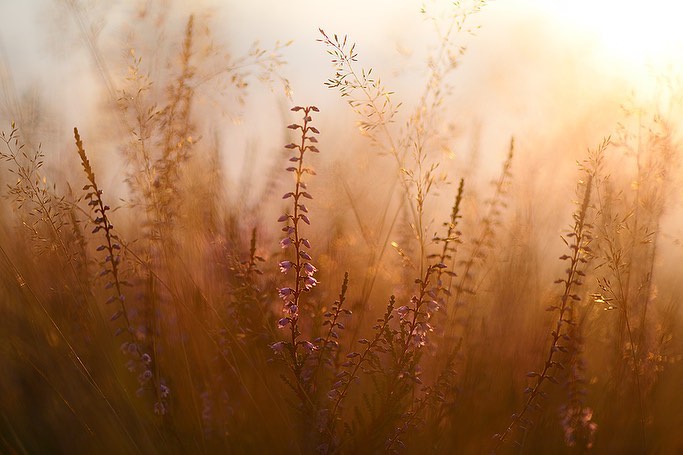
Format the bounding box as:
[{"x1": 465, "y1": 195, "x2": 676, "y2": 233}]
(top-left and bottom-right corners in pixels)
[
  {"x1": 304, "y1": 276, "x2": 319, "y2": 290},
  {"x1": 303, "y1": 263, "x2": 317, "y2": 276},
  {"x1": 301, "y1": 341, "x2": 317, "y2": 352},
  {"x1": 154, "y1": 401, "x2": 167, "y2": 415},
  {"x1": 270, "y1": 341, "x2": 286, "y2": 353},
  {"x1": 280, "y1": 237, "x2": 292, "y2": 248},
  {"x1": 279, "y1": 261, "x2": 293, "y2": 273},
  {"x1": 277, "y1": 318, "x2": 290, "y2": 329},
  {"x1": 159, "y1": 384, "x2": 170, "y2": 398}
]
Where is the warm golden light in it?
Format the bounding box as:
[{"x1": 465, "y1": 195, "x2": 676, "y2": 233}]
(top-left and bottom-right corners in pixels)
[
  {"x1": 1, "y1": 1, "x2": 682, "y2": 454},
  {"x1": 540, "y1": 0, "x2": 683, "y2": 81}
]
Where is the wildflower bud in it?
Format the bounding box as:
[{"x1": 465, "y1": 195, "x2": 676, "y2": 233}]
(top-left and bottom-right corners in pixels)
[
  {"x1": 301, "y1": 341, "x2": 317, "y2": 352},
  {"x1": 270, "y1": 341, "x2": 286, "y2": 353},
  {"x1": 303, "y1": 263, "x2": 317, "y2": 276},
  {"x1": 277, "y1": 318, "x2": 290, "y2": 329},
  {"x1": 304, "y1": 276, "x2": 318, "y2": 290},
  {"x1": 154, "y1": 401, "x2": 167, "y2": 416},
  {"x1": 159, "y1": 384, "x2": 170, "y2": 398},
  {"x1": 278, "y1": 286, "x2": 293, "y2": 300},
  {"x1": 141, "y1": 369, "x2": 153, "y2": 381}
]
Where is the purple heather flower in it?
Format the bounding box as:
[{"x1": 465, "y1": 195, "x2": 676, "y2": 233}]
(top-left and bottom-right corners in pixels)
[
  {"x1": 280, "y1": 237, "x2": 292, "y2": 248},
  {"x1": 412, "y1": 333, "x2": 427, "y2": 348},
  {"x1": 141, "y1": 369, "x2": 153, "y2": 381},
  {"x1": 159, "y1": 384, "x2": 170, "y2": 398},
  {"x1": 303, "y1": 262, "x2": 317, "y2": 276},
  {"x1": 154, "y1": 401, "x2": 167, "y2": 416},
  {"x1": 300, "y1": 341, "x2": 317, "y2": 352},
  {"x1": 277, "y1": 317, "x2": 290, "y2": 329},
  {"x1": 279, "y1": 260, "x2": 293, "y2": 273},
  {"x1": 416, "y1": 321, "x2": 433, "y2": 334},
  {"x1": 426, "y1": 299, "x2": 440, "y2": 315},
  {"x1": 397, "y1": 305, "x2": 410, "y2": 319},
  {"x1": 270, "y1": 341, "x2": 286, "y2": 353},
  {"x1": 278, "y1": 287, "x2": 294, "y2": 300},
  {"x1": 303, "y1": 276, "x2": 318, "y2": 290}
]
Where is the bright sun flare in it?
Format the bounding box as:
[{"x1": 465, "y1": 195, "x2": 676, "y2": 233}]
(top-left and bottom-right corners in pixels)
[{"x1": 541, "y1": 0, "x2": 683, "y2": 82}]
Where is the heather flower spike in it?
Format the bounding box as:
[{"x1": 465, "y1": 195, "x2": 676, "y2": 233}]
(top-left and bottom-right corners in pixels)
[
  {"x1": 74, "y1": 127, "x2": 166, "y2": 415},
  {"x1": 273, "y1": 106, "x2": 321, "y2": 402}
]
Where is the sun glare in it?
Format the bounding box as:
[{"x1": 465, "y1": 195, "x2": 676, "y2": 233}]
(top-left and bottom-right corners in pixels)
[{"x1": 539, "y1": 0, "x2": 683, "y2": 90}]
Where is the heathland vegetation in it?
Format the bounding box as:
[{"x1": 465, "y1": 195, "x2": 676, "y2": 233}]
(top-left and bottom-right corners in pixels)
[{"x1": 1, "y1": 1, "x2": 682, "y2": 453}]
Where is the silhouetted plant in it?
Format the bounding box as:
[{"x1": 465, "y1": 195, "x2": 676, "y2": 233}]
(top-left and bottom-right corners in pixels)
[
  {"x1": 74, "y1": 127, "x2": 168, "y2": 415},
  {"x1": 493, "y1": 139, "x2": 604, "y2": 451}
]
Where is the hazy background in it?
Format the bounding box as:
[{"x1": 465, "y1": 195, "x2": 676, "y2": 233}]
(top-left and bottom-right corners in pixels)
[{"x1": 1, "y1": 0, "x2": 682, "y2": 224}]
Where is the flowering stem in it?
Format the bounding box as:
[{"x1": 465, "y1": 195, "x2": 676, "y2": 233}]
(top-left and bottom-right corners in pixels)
[{"x1": 274, "y1": 105, "x2": 321, "y2": 399}]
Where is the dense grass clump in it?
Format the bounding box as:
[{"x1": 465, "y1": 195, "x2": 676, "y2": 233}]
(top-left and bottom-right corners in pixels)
[{"x1": 1, "y1": 2, "x2": 683, "y2": 454}]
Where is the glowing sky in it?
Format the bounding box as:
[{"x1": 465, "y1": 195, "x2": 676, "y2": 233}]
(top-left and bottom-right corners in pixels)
[{"x1": 1, "y1": 0, "x2": 683, "y2": 186}]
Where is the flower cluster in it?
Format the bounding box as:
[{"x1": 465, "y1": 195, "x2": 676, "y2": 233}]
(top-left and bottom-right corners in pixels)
[
  {"x1": 275, "y1": 106, "x2": 320, "y2": 332},
  {"x1": 75, "y1": 127, "x2": 168, "y2": 414},
  {"x1": 269, "y1": 106, "x2": 323, "y2": 400},
  {"x1": 560, "y1": 405, "x2": 597, "y2": 449},
  {"x1": 397, "y1": 264, "x2": 444, "y2": 349}
]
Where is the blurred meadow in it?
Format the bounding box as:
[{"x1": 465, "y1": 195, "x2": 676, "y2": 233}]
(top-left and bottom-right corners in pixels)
[{"x1": 1, "y1": 0, "x2": 683, "y2": 453}]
